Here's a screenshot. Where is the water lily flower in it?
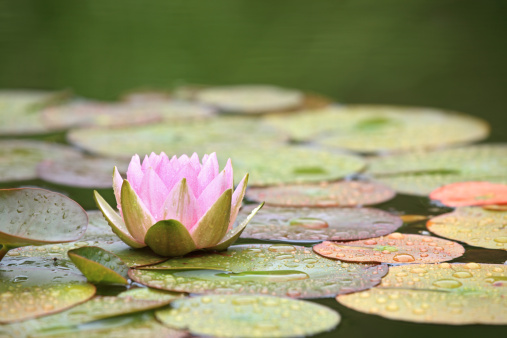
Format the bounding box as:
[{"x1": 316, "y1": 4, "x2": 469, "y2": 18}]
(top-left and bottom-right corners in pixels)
[{"x1": 94, "y1": 152, "x2": 263, "y2": 256}]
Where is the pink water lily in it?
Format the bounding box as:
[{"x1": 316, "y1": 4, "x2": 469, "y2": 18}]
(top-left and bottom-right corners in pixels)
[{"x1": 94, "y1": 152, "x2": 263, "y2": 257}]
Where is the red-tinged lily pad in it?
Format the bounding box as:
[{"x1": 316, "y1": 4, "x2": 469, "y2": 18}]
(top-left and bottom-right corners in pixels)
[
  {"x1": 0, "y1": 188, "x2": 88, "y2": 260},
  {"x1": 430, "y1": 181, "x2": 507, "y2": 207},
  {"x1": 337, "y1": 263, "x2": 507, "y2": 325},
  {"x1": 0, "y1": 267, "x2": 96, "y2": 323},
  {"x1": 313, "y1": 233, "x2": 464, "y2": 264},
  {"x1": 239, "y1": 205, "x2": 402, "y2": 242},
  {"x1": 37, "y1": 157, "x2": 128, "y2": 188},
  {"x1": 427, "y1": 206, "x2": 507, "y2": 250},
  {"x1": 68, "y1": 247, "x2": 129, "y2": 285},
  {"x1": 130, "y1": 244, "x2": 388, "y2": 299},
  {"x1": 245, "y1": 180, "x2": 395, "y2": 207},
  {"x1": 156, "y1": 295, "x2": 340, "y2": 337},
  {"x1": 5, "y1": 296, "x2": 177, "y2": 337},
  {"x1": 0, "y1": 140, "x2": 83, "y2": 182}
]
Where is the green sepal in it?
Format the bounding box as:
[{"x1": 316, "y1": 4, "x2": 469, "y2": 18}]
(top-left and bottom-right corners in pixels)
[
  {"x1": 144, "y1": 219, "x2": 197, "y2": 257},
  {"x1": 192, "y1": 189, "x2": 232, "y2": 248},
  {"x1": 120, "y1": 180, "x2": 155, "y2": 243}
]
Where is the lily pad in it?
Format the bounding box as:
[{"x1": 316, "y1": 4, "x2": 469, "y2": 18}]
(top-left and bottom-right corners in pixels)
[
  {"x1": 265, "y1": 105, "x2": 489, "y2": 152},
  {"x1": 156, "y1": 294, "x2": 340, "y2": 337},
  {"x1": 130, "y1": 244, "x2": 388, "y2": 298},
  {"x1": 337, "y1": 263, "x2": 507, "y2": 325},
  {"x1": 246, "y1": 180, "x2": 395, "y2": 207},
  {"x1": 368, "y1": 144, "x2": 507, "y2": 195},
  {"x1": 430, "y1": 181, "x2": 507, "y2": 207},
  {"x1": 427, "y1": 206, "x2": 507, "y2": 250},
  {"x1": 0, "y1": 267, "x2": 96, "y2": 323},
  {"x1": 0, "y1": 140, "x2": 83, "y2": 182},
  {"x1": 68, "y1": 247, "x2": 129, "y2": 285},
  {"x1": 37, "y1": 156, "x2": 128, "y2": 188},
  {"x1": 239, "y1": 205, "x2": 402, "y2": 242},
  {"x1": 313, "y1": 233, "x2": 465, "y2": 264},
  {"x1": 118, "y1": 287, "x2": 185, "y2": 301},
  {"x1": 193, "y1": 85, "x2": 304, "y2": 114},
  {"x1": 0, "y1": 90, "x2": 69, "y2": 136},
  {"x1": 5, "y1": 296, "x2": 176, "y2": 337},
  {"x1": 82, "y1": 210, "x2": 121, "y2": 242},
  {"x1": 0, "y1": 188, "x2": 88, "y2": 260}
]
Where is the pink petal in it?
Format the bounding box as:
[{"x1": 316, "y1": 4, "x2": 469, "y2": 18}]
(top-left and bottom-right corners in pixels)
[
  {"x1": 138, "y1": 168, "x2": 169, "y2": 220},
  {"x1": 229, "y1": 173, "x2": 248, "y2": 230},
  {"x1": 164, "y1": 162, "x2": 200, "y2": 197},
  {"x1": 160, "y1": 178, "x2": 198, "y2": 229},
  {"x1": 189, "y1": 152, "x2": 202, "y2": 171},
  {"x1": 141, "y1": 154, "x2": 152, "y2": 171},
  {"x1": 223, "y1": 158, "x2": 234, "y2": 190},
  {"x1": 153, "y1": 152, "x2": 169, "y2": 176},
  {"x1": 126, "y1": 154, "x2": 144, "y2": 192},
  {"x1": 197, "y1": 152, "x2": 219, "y2": 197},
  {"x1": 195, "y1": 170, "x2": 229, "y2": 223},
  {"x1": 113, "y1": 166, "x2": 124, "y2": 214}
]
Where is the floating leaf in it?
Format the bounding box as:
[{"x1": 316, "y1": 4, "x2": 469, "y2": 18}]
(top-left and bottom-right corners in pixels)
[
  {"x1": 68, "y1": 247, "x2": 129, "y2": 285},
  {"x1": 156, "y1": 295, "x2": 340, "y2": 337},
  {"x1": 265, "y1": 105, "x2": 489, "y2": 152},
  {"x1": 37, "y1": 157, "x2": 128, "y2": 188},
  {"x1": 82, "y1": 211, "x2": 121, "y2": 242},
  {"x1": 427, "y1": 206, "x2": 507, "y2": 250},
  {"x1": 0, "y1": 140, "x2": 82, "y2": 182},
  {"x1": 367, "y1": 144, "x2": 507, "y2": 195},
  {"x1": 130, "y1": 244, "x2": 387, "y2": 298},
  {"x1": 399, "y1": 215, "x2": 428, "y2": 223},
  {"x1": 118, "y1": 287, "x2": 185, "y2": 301},
  {"x1": 0, "y1": 267, "x2": 96, "y2": 323},
  {"x1": 5, "y1": 296, "x2": 176, "y2": 337},
  {"x1": 313, "y1": 233, "x2": 464, "y2": 264},
  {"x1": 0, "y1": 188, "x2": 88, "y2": 260},
  {"x1": 193, "y1": 85, "x2": 304, "y2": 114},
  {"x1": 239, "y1": 205, "x2": 402, "y2": 242},
  {"x1": 245, "y1": 180, "x2": 395, "y2": 207},
  {"x1": 430, "y1": 181, "x2": 507, "y2": 207},
  {"x1": 337, "y1": 263, "x2": 507, "y2": 325}
]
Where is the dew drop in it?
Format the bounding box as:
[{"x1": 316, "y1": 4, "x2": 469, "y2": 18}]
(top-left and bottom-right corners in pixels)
[
  {"x1": 432, "y1": 279, "x2": 462, "y2": 289},
  {"x1": 289, "y1": 217, "x2": 329, "y2": 229},
  {"x1": 392, "y1": 254, "x2": 415, "y2": 263}
]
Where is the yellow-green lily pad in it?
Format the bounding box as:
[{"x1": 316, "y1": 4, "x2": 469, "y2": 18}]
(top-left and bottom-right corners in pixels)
[
  {"x1": 337, "y1": 263, "x2": 507, "y2": 325},
  {"x1": 245, "y1": 180, "x2": 396, "y2": 207},
  {"x1": 68, "y1": 247, "x2": 129, "y2": 285},
  {"x1": 0, "y1": 188, "x2": 88, "y2": 260},
  {"x1": 313, "y1": 233, "x2": 465, "y2": 264},
  {"x1": 0, "y1": 267, "x2": 96, "y2": 323},
  {"x1": 265, "y1": 105, "x2": 489, "y2": 153},
  {"x1": 239, "y1": 205, "x2": 402, "y2": 242},
  {"x1": 368, "y1": 144, "x2": 507, "y2": 196},
  {"x1": 130, "y1": 244, "x2": 387, "y2": 298},
  {"x1": 118, "y1": 287, "x2": 185, "y2": 301},
  {"x1": 156, "y1": 294, "x2": 340, "y2": 337},
  {"x1": 427, "y1": 206, "x2": 507, "y2": 250},
  {"x1": 0, "y1": 140, "x2": 83, "y2": 182}
]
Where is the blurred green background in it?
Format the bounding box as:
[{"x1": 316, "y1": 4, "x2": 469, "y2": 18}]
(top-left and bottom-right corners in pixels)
[{"x1": 1, "y1": 0, "x2": 506, "y2": 140}]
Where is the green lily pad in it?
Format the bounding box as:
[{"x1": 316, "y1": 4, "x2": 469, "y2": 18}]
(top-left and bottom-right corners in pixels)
[
  {"x1": 368, "y1": 144, "x2": 507, "y2": 195},
  {"x1": 0, "y1": 188, "x2": 88, "y2": 260},
  {"x1": 82, "y1": 211, "x2": 121, "y2": 243},
  {"x1": 37, "y1": 157, "x2": 128, "y2": 188},
  {"x1": 130, "y1": 244, "x2": 388, "y2": 298},
  {"x1": 118, "y1": 287, "x2": 185, "y2": 301},
  {"x1": 193, "y1": 85, "x2": 304, "y2": 114},
  {"x1": 427, "y1": 206, "x2": 507, "y2": 250},
  {"x1": 239, "y1": 205, "x2": 402, "y2": 242},
  {"x1": 0, "y1": 140, "x2": 83, "y2": 182},
  {"x1": 0, "y1": 267, "x2": 96, "y2": 323},
  {"x1": 337, "y1": 263, "x2": 507, "y2": 325},
  {"x1": 265, "y1": 105, "x2": 489, "y2": 153},
  {"x1": 5, "y1": 295, "x2": 176, "y2": 337},
  {"x1": 0, "y1": 90, "x2": 69, "y2": 136},
  {"x1": 68, "y1": 247, "x2": 129, "y2": 285},
  {"x1": 313, "y1": 233, "x2": 465, "y2": 264},
  {"x1": 246, "y1": 180, "x2": 396, "y2": 207},
  {"x1": 156, "y1": 294, "x2": 340, "y2": 337}
]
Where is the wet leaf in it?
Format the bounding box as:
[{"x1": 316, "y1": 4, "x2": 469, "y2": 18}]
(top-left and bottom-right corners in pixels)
[
  {"x1": 0, "y1": 188, "x2": 88, "y2": 259},
  {"x1": 0, "y1": 140, "x2": 82, "y2": 182},
  {"x1": 337, "y1": 263, "x2": 507, "y2": 325},
  {"x1": 0, "y1": 267, "x2": 96, "y2": 323},
  {"x1": 156, "y1": 294, "x2": 340, "y2": 337},
  {"x1": 118, "y1": 287, "x2": 185, "y2": 301},
  {"x1": 427, "y1": 206, "x2": 507, "y2": 250},
  {"x1": 430, "y1": 181, "x2": 507, "y2": 207},
  {"x1": 265, "y1": 105, "x2": 489, "y2": 152},
  {"x1": 68, "y1": 247, "x2": 129, "y2": 285},
  {"x1": 37, "y1": 157, "x2": 128, "y2": 188},
  {"x1": 245, "y1": 180, "x2": 395, "y2": 207},
  {"x1": 5, "y1": 296, "x2": 176, "y2": 337},
  {"x1": 239, "y1": 205, "x2": 402, "y2": 242},
  {"x1": 130, "y1": 244, "x2": 388, "y2": 298},
  {"x1": 313, "y1": 233, "x2": 464, "y2": 264},
  {"x1": 82, "y1": 211, "x2": 121, "y2": 243}
]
